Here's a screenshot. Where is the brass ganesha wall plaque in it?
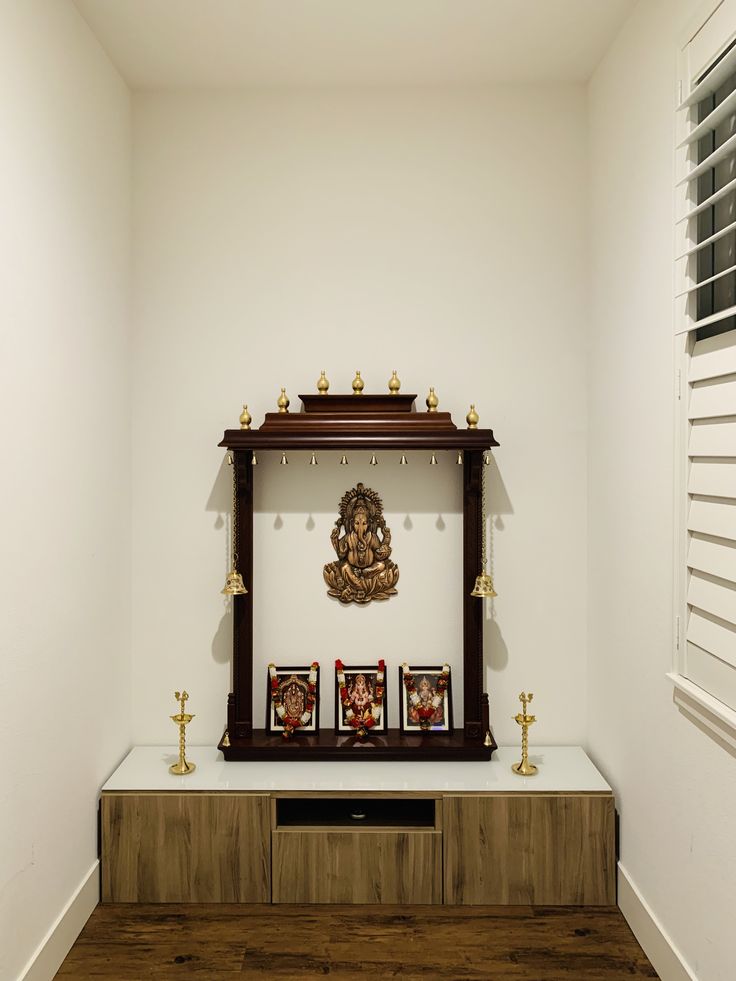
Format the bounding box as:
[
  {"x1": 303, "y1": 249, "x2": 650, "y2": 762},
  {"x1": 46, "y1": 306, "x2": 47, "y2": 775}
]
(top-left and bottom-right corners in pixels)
[{"x1": 324, "y1": 482, "x2": 399, "y2": 605}]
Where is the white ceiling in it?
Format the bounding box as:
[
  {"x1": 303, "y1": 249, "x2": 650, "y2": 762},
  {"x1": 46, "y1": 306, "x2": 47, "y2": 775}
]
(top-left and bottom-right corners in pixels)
[{"x1": 73, "y1": 0, "x2": 637, "y2": 89}]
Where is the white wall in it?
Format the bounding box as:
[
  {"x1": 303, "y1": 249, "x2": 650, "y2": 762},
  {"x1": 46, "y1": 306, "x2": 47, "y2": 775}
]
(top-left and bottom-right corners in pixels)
[
  {"x1": 0, "y1": 3, "x2": 131, "y2": 979},
  {"x1": 131, "y1": 86, "x2": 589, "y2": 746},
  {"x1": 588, "y1": 1, "x2": 736, "y2": 979}
]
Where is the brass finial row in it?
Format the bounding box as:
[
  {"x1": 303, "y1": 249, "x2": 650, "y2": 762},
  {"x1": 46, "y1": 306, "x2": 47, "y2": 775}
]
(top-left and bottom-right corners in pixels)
[{"x1": 238, "y1": 381, "x2": 481, "y2": 427}]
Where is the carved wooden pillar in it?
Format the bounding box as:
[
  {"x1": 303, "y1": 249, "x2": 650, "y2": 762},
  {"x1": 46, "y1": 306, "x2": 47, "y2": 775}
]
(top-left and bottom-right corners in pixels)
[
  {"x1": 463, "y1": 449, "x2": 483, "y2": 740},
  {"x1": 231, "y1": 450, "x2": 253, "y2": 738}
]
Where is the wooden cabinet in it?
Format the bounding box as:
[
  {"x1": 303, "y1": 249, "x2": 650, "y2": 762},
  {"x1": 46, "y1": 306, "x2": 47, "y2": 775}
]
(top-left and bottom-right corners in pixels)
[
  {"x1": 100, "y1": 747, "x2": 616, "y2": 906},
  {"x1": 101, "y1": 793, "x2": 270, "y2": 902},
  {"x1": 443, "y1": 794, "x2": 615, "y2": 905}
]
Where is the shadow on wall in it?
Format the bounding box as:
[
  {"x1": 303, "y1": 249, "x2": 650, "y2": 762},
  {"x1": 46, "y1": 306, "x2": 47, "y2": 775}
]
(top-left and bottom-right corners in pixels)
[
  {"x1": 483, "y1": 453, "x2": 512, "y2": 673},
  {"x1": 212, "y1": 605, "x2": 232, "y2": 666}
]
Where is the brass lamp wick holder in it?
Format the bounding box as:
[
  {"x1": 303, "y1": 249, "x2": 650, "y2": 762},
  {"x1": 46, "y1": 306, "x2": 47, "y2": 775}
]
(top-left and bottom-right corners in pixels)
[
  {"x1": 170, "y1": 690, "x2": 196, "y2": 775},
  {"x1": 511, "y1": 691, "x2": 537, "y2": 776}
]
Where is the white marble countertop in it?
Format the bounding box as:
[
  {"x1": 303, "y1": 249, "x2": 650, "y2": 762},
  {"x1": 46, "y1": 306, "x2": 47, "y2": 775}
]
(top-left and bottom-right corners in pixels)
[{"x1": 102, "y1": 745, "x2": 612, "y2": 794}]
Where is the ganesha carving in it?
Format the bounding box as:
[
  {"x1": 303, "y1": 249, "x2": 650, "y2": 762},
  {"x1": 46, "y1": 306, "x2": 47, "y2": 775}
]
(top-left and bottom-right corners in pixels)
[{"x1": 323, "y1": 482, "x2": 399, "y2": 605}]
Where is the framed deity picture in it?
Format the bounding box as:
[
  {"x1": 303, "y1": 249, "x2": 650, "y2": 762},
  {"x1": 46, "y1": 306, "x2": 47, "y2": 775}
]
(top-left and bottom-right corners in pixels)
[
  {"x1": 334, "y1": 661, "x2": 388, "y2": 734},
  {"x1": 266, "y1": 664, "x2": 320, "y2": 735},
  {"x1": 399, "y1": 664, "x2": 452, "y2": 734}
]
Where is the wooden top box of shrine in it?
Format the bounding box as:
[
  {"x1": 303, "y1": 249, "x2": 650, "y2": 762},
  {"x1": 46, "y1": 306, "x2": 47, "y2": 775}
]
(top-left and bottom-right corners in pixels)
[
  {"x1": 220, "y1": 392, "x2": 499, "y2": 450},
  {"x1": 218, "y1": 385, "x2": 499, "y2": 762}
]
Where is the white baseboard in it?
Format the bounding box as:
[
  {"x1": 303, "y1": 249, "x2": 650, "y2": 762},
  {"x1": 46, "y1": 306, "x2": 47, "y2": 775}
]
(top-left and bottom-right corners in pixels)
[
  {"x1": 618, "y1": 864, "x2": 697, "y2": 981},
  {"x1": 17, "y1": 861, "x2": 99, "y2": 981}
]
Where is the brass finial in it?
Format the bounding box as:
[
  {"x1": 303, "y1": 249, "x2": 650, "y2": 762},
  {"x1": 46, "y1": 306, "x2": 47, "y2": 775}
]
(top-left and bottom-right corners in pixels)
[
  {"x1": 317, "y1": 370, "x2": 329, "y2": 395},
  {"x1": 512, "y1": 692, "x2": 537, "y2": 776},
  {"x1": 466, "y1": 404, "x2": 479, "y2": 428},
  {"x1": 170, "y1": 691, "x2": 196, "y2": 775},
  {"x1": 426, "y1": 387, "x2": 439, "y2": 412},
  {"x1": 352, "y1": 371, "x2": 365, "y2": 395},
  {"x1": 388, "y1": 370, "x2": 401, "y2": 395},
  {"x1": 277, "y1": 388, "x2": 290, "y2": 413},
  {"x1": 239, "y1": 404, "x2": 252, "y2": 430}
]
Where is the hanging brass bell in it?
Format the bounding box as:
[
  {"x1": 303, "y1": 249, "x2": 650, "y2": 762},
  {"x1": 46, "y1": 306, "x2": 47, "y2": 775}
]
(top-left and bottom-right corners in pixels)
[
  {"x1": 429, "y1": 452, "x2": 438, "y2": 465},
  {"x1": 252, "y1": 452, "x2": 258, "y2": 465},
  {"x1": 309, "y1": 452, "x2": 318, "y2": 466},
  {"x1": 280, "y1": 452, "x2": 288, "y2": 465},
  {"x1": 399, "y1": 454, "x2": 408, "y2": 465},
  {"x1": 456, "y1": 451, "x2": 463, "y2": 465},
  {"x1": 369, "y1": 453, "x2": 378, "y2": 466},
  {"x1": 222, "y1": 568, "x2": 248, "y2": 595},
  {"x1": 340, "y1": 454, "x2": 349, "y2": 465},
  {"x1": 470, "y1": 573, "x2": 497, "y2": 598}
]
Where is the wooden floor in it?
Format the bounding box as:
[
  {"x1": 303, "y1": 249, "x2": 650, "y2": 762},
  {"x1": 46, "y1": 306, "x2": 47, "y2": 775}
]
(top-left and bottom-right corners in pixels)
[{"x1": 55, "y1": 904, "x2": 658, "y2": 980}]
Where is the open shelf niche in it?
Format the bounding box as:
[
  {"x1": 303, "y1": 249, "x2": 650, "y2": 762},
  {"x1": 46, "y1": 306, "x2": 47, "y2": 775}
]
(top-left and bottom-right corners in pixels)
[{"x1": 218, "y1": 385, "x2": 499, "y2": 761}]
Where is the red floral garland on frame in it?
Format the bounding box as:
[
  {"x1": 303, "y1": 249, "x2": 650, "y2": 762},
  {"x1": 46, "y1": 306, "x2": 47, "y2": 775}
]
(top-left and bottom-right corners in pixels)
[
  {"x1": 269, "y1": 662, "x2": 318, "y2": 739},
  {"x1": 336, "y1": 659, "x2": 386, "y2": 738}
]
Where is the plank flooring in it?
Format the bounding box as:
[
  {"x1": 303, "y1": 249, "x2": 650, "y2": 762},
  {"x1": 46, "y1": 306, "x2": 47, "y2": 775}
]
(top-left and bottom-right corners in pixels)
[{"x1": 55, "y1": 904, "x2": 658, "y2": 980}]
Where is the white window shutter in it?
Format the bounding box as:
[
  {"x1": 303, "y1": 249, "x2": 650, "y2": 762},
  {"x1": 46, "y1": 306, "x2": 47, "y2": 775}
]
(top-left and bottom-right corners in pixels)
[{"x1": 677, "y1": 11, "x2": 736, "y2": 713}]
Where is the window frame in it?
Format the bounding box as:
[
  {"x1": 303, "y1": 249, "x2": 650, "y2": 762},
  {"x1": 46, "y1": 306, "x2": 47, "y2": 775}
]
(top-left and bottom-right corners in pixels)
[{"x1": 671, "y1": 0, "x2": 736, "y2": 747}]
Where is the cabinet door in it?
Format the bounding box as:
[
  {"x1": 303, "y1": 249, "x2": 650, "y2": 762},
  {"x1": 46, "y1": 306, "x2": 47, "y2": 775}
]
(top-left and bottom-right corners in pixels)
[
  {"x1": 102, "y1": 793, "x2": 270, "y2": 902},
  {"x1": 272, "y1": 830, "x2": 442, "y2": 904},
  {"x1": 444, "y1": 795, "x2": 615, "y2": 905}
]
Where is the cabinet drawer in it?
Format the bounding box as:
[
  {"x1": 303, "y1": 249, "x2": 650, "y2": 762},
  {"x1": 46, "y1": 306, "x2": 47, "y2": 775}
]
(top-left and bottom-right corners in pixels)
[
  {"x1": 444, "y1": 794, "x2": 615, "y2": 905},
  {"x1": 272, "y1": 829, "x2": 442, "y2": 904},
  {"x1": 101, "y1": 793, "x2": 270, "y2": 902}
]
